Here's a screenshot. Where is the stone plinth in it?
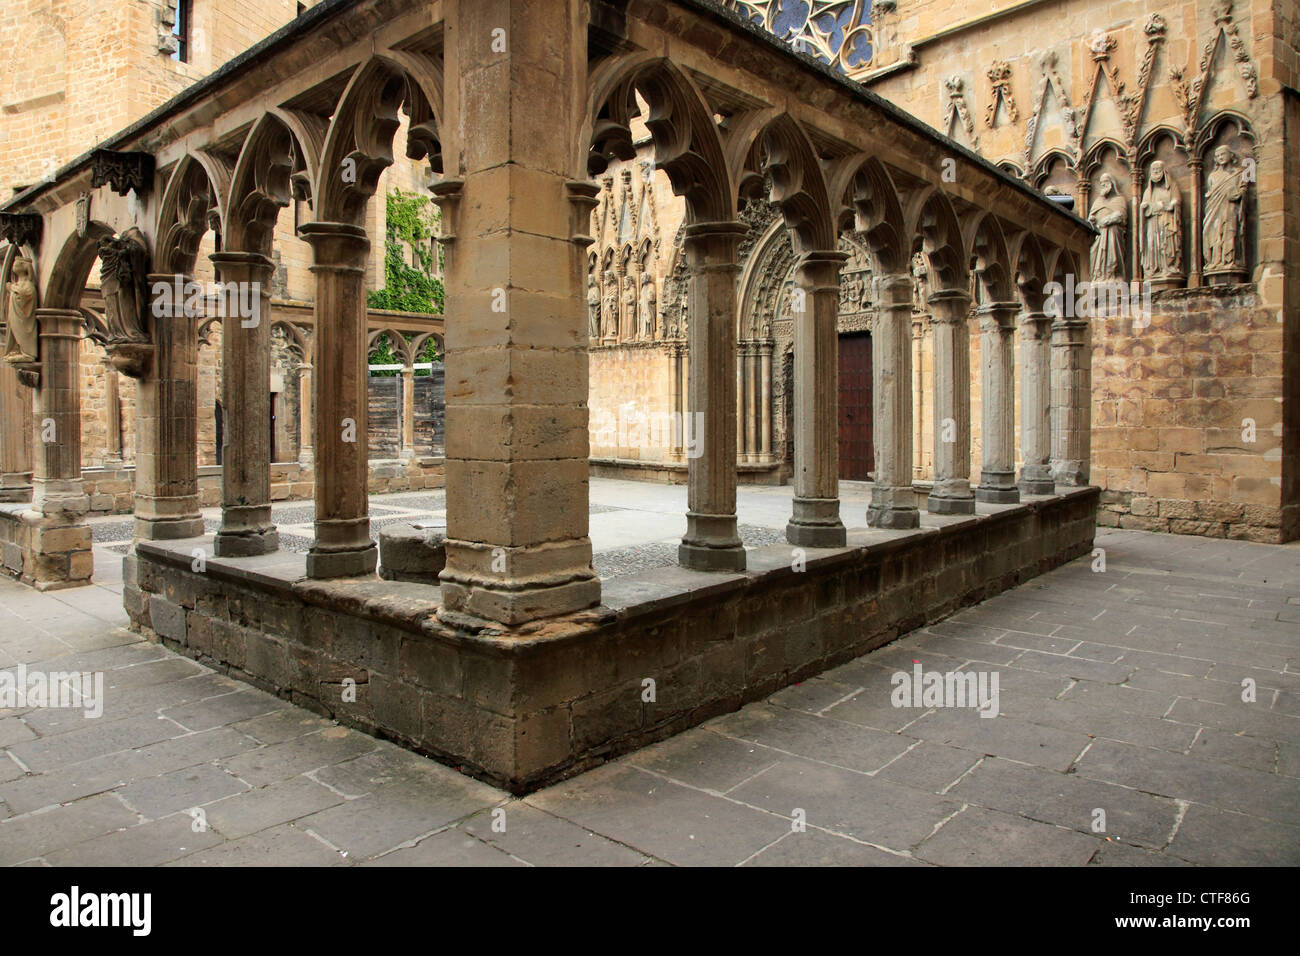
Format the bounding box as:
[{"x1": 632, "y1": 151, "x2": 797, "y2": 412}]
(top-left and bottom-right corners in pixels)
[
  {"x1": 128, "y1": 486, "x2": 1098, "y2": 793},
  {"x1": 379, "y1": 524, "x2": 447, "y2": 583}
]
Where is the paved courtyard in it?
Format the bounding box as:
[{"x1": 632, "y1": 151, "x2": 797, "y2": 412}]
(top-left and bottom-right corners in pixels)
[{"x1": 1, "y1": 485, "x2": 1298, "y2": 866}]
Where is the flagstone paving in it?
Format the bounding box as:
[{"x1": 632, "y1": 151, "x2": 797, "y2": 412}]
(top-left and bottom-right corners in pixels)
[{"x1": 1, "y1": 503, "x2": 1297, "y2": 866}]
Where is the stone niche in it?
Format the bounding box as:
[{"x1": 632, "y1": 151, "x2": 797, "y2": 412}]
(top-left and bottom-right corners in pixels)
[{"x1": 126, "y1": 488, "x2": 1098, "y2": 793}]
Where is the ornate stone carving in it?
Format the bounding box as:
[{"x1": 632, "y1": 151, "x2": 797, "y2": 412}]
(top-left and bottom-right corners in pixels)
[
  {"x1": 621, "y1": 275, "x2": 637, "y2": 339},
  {"x1": 587, "y1": 271, "x2": 601, "y2": 339},
  {"x1": 722, "y1": 1, "x2": 875, "y2": 78},
  {"x1": 1079, "y1": 32, "x2": 1136, "y2": 147},
  {"x1": 1202, "y1": 145, "x2": 1249, "y2": 282},
  {"x1": 0, "y1": 212, "x2": 42, "y2": 251},
  {"x1": 943, "y1": 75, "x2": 978, "y2": 148},
  {"x1": 90, "y1": 149, "x2": 155, "y2": 198},
  {"x1": 601, "y1": 270, "x2": 618, "y2": 341},
  {"x1": 2, "y1": 257, "x2": 40, "y2": 365},
  {"x1": 1140, "y1": 161, "x2": 1184, "y2": 285},
  {"x1": 1088, "y1": 173, "x2": 1128, "y2": 281},
  {"x1": 1171, "y1": 1, "x2": 1258, "y2": 132},
  {"x1": 985, "y1": 61, "x2": 1018, "y2": 128},
  {"x1": 639, "y1": 273, "x2": 656, "y2": 339},
  {"x1": 1024, "y1": 52, "x2": 1078, "y2": 166},
  {"x1": 98, "y1": 228, "x2": 154, "y2": 377},
  {"x1": 911, "y1": 251, "x2": 930, "y2": 309}
]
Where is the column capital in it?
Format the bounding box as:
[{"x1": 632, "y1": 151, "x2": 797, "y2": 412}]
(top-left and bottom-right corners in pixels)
[
  {"x1": 874, "y1": 272, "x2": 913, "y2": 307},
  {"x1": 297, "y1": 220, "x2": 370, "y2": 268},
  {"x1": 927, "y1": 289, "x2": 972, "y2": 323},
  {"x1": 209, "y1": 249, "x2": 276, "y2": 274},
  {"x1": 976, "y1": 300, "x2": 1020, "y2": 330},
  {"x1": 796, "y1": 249, "x2": 849, "y2": 288}
]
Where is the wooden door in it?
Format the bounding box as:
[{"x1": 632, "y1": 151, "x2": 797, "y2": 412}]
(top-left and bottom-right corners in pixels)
[{"x1": 837, "y1": 332, "x2": 873, "y2": 480}]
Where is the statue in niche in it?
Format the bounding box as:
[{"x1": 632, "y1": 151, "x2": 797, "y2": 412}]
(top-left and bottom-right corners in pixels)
[
  {"x1": 587, "y1": 272, "x2": 600, "y2": 340},
  {"x1": 2, "y1": 257, "x2": 40, "y2": 364},
  {"x1": 99, "y1": 228, "x2": 151, "y2": 345},
  {"x1": 639, "y1": 273, "x2": 656, "y2": 339},
  {"x1": 601, "y1": 270, "x2": 618, "y2": 340},
  {"x1": 1088, "y1": 174, "x2": 1128, "y2": 281},
  {"x1": 621, "y1": 275, "x2": 637, "y2": 339},
  {"x1": 1140, "y1": 161, "x2": 1183, "y2": 283},
  {"x1": 910, "y1": 251, "x2": 929, "y2": 308},
  {"x1": 1202, "y1": 145, "x2": 1248, "y2": 280}
]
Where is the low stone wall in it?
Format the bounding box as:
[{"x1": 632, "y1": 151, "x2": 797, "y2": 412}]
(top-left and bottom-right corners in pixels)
[
  {"x1": 0, "y1": 503, "x2": 92, "y2": 591},
  {"x1": 590, "y1": 457, "x2": 787, "y2": 485},
  {"x1": 1096, "y1": 489, "x2": 1293, "y2": 543},
  {"x1": 126, "y1": 486, "x2": 1098, "y2": 793}
]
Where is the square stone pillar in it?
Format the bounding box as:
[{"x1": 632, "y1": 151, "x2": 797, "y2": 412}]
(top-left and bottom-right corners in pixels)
[
  {"x1": 787, "y1": 250, "x2": 847, "y2": 547},
  {"x1": 436, "y1": 0, "x2": 599, "y2": 624},
  {"x1": 926, "y1": 290, "x2": 975, "y2": 514},
  {"x1": 679, "y1": 221, "x2": 748, "y2": 570},
  {"x1": 867, "y1": 273, "x2": 919, "y2": 528},
  {"x1": 29, "y1": 308, "x2": 91, "y2": 588},
  {"x1": 297, "y1": 222, "x2": 376, "y2": 578},
  {"x1": 975, "y1": 301, "x2": 1020, "y2": 504},
  {"x1": 211, "y1": 252, "x2": 278, "y2": 557},
  {"x1": 135, "y1": 277, "x2": 204, "y2": 540},
  {"x1": 1050, "y1": 314, "x2": 1091, "y2": 486},
  {"x1": 1017, "y1": 310, "x2": 1054, "y2": 494}
]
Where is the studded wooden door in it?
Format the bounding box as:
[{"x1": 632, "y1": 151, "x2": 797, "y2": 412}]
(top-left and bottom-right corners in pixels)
[{"x1": 837, "y1": 332, "x2": 873, "y2": 480}]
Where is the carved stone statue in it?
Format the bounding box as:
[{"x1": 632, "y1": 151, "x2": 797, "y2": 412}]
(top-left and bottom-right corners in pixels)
[
  {"x1": 621, "y1": 275, "x2": 637, "y2": 340},
  {"x1": 638, "y1": 273, "x2": 656, "y2": 339},
  {"x1": 910, "y1": 251, "x2": 929, "y2": 309},
  {"x1": 1140, "y1": 160, "x2": 1183, "y2": 286},
  {"x1": 1202, "y1": 145, "x2": 1248, "y2": 282},
  {"x1": 2, "y1": 257, "x2": 39, "y2": 364},
  {"x1": 1088, "y1": 173, "x2": 1127, "y2": 281},
  {"x1": 601, "y1": 270, "x2": 618, "y2": 340},
  {"x1": 587, "y1": 272, "x2": 600, "y2": 339},
  {"x1": 99, "y1": 227, "x2": 151, "y2": 345}
]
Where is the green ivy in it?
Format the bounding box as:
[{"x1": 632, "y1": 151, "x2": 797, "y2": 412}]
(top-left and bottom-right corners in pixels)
[
  {"x1": 367, "y1": 189, "x2": 444, "y2": 315},
  {"x1": 368, "y1": 189, "x2": 444, "y2": 375}
]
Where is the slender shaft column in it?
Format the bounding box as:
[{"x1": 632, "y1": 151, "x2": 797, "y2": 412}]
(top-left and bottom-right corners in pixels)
[
  {"x1": 745, "y1": 345, "x2": 758, "y2": 464},
  {"x1": 211, "y1": 252, "x2": 278, "y2": 557},
  {"x1": 1187, "y1": 157, "x2": 1203, "y2": 289},
  {"x1": 975, "y1": 301, "x2": 1020, "y2": 503},
  {"x1": 867, "y1": 274, "x2": 919, "y2": 528},
  {"x1": 297, "y1": 361, "x2": 314, "y2": 467},
  {"x1": 926, "y1": 290, "x2": 976, "y2": 514},
  {"x1": 1017, "y1": 309, "x2": 1054, "y2": 494},
  {"x1": 912, "y1": 315, "x2": 926, "y2": 480},
  {"x1": 786, "y1": 250, "x2": 847, "y2": 547},
  {"x1": 436, "y1": 0, "x2": 599, "y2": 623},
  {"x1": 101, "y1": 357, "x2": 123, "y2": 465},
  {"x1": 735, "y1": 343, "x2": 745, "y2": 460},
  {"x1": 680, "y1": 221, "x2": 749, "y2": 569},
  {"x1": 1050, "y1": 312, "x2": 1092, "y2": 486},
  {"x1": 297, "y1": 223, "x2": 375, "y2": 577},
  {"x1": 0, "y1": 353, "x2": 33, "y2": 502},
  {"x1": 670, "y1": 341, "x2": 684, "y2": 460},
  {"x1": 29, "y1": 309, "x2": 91, "y2": 588},
  {"x1": 135, "y1": 275, "x2": 203, "y2": 540},
  {"x1": 400, "y1": 364, "x2": 416, "y2": 458},
  {"x1": 759, "y1": 339, "x2": 772, "y2": 461}
]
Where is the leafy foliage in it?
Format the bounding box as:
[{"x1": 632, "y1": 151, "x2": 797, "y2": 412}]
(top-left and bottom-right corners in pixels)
[{"x1": 367, "y1": 189, "x2": 444, "y2": 375}]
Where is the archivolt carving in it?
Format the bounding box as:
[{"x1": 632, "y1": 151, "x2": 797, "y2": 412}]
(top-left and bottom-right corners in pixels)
[
  {"x1": 228, "y1": 115, "x2": 296, "y2": 255},
  {"x1": 157, "y1": 156, "x2": 222, "y2": 275},
  {"x1": 761, "y1": 115, "x2": 835, "y2": 254},
  {"x1": 316, "y1": 61, "x2": 405, "y2": 225}
]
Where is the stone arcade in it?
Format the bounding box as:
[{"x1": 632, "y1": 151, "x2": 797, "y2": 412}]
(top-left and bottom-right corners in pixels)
[{"x1": 0, "y1": 0, "x2": 1098, "y2": 791}]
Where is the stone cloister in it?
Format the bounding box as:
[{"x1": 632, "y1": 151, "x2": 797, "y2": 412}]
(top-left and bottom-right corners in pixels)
[{"x1": 0, "y1": 0, "x2": 1096, "y2": 790}]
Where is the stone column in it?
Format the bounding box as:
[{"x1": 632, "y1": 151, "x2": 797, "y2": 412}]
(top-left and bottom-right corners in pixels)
[
  {"x1": 759, "y1": 339, "x2": 772, "y2": 461},
  {"x1": 1017, "y1": 309, "x2": 1054, "y2": 494},
  {"x1": 436, "y1": 0, "x2": 599, "y2": 622},
  {"x1": 745, "y1": 345, "x2": 758, "y2": 464},
  {"x1": 98, "y1": 357, "x2": 123, "y2": 466},
  {"x1": 296, "y1": 222, "x2": 375, "y2": 577},
  {"x1": 1050, "y1": 312, "x2": 1091, "y2": 486},
  {"x1": 0, "y1": 355, "x2": 33, "y2": 502},
  {"x1": 1187, "y1": 156, "x2": 1203, "y2": 289},
  {"x1": 30, "y1": 308, "x2": 91, "y2": 587},
  {"x1": 210, "y1": 252, "x2": 278, "y2": 556},
  {"x1": 926, "y1": 290, "x2": 975, "y2": 514},
  {"x1": 735, "y1": 343, "x2": 745, "y2": 460},
  {"x1": 786, "y1": 250, "x2": 847, "y2": 547},
  {"x1": 670, "y1": 340, "x2": 685, "y2": 460},
  {"x1": 975, "y1": 301, "x2": 1020, "y2": 503},
  {"x1": 135, "y1": 275, "x2": 203, "y2": 540},
  {"x1": 679, "y1": 221, "x2": 748, "y2": 569},
  {"x1": 911, "y1": 314, "x2": 926, "y2": 480},
  {"x1": 867, "y1": 274, "x2": 919, "y2": 528},
  {"x1": 296, "y1": 360, "x2": 314, "y2": 467},
  {"x1": 400, "y1": 364, "x2": 416, "y2": 458}
]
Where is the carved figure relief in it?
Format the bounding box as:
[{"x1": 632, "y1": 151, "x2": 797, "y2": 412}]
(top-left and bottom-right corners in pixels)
[
  {"x1": 639, "y1": 273, "x2": 656, "y2": 339},
  {"x1": 1202, "y1": 145, "x2": 1248, "y2": 280},
  {"x1": 1088, "y1": 173, "x2": 1128, "y2": 281},
  {"x1": 99, "y1": 228, "x2": 151, "y2": 345},
  {"x1": 1140, "y1": 161, "x2": 1183, "y2": 283},
  {"x1": 621, "y1": 275, "x2": 637, "y2": 339},
  {"x1": 587, "y1": 271, "x2": 601, "y2": 339},
  {"x1": 601, "y1": 270, "x2": 618, "y2": 340},
  {"x1": 2, "y1": 257, "x2": 40, "y2": 364}
]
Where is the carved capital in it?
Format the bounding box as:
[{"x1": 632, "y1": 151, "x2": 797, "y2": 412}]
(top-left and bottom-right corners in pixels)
[
  {"x1": 90, "y1": 149, "x2": 156, "y2": 198},
  {"x1": 0, "y1": 213, "x2": 42, "y2": 250}
]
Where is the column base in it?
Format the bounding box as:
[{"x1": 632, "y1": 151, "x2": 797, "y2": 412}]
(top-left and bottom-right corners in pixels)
[
  {"x1": 215, "y1": 528, "x2": 280, "y2": 557},
  {"x1": 867, "y1": 503, "x2": 921, "y2": 529},
  {"x1": 976, "y1": 473, "x2": 1020, "y2": 504},
  {"x1": 679, "y1": 511, "x2": 746, "y2": 571},
  {"x1": 136, "y1": 516, "x2": 206, "y2": 540},
  {"x1": 440, "y1": 577, "x2": 601, "y2": 626},
  {"x1": 1050, "y1": 459, "x2": 1089, "y2": 487},
  {"x1": 786, "y1": 497, "x2": 846, "y2": 548},
  {"x1": 438, "y1": 537, "x2": 600, "y2": 624},
  {"x1": 927, "y1": 493, "x2": 976, "y2": 515},
  {"x1": 1018, "y1": 468, "x2": 1055, "y2": 496},
  {"x1": 306, "y1": 543, "x2": 378, "y2": 579}
]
